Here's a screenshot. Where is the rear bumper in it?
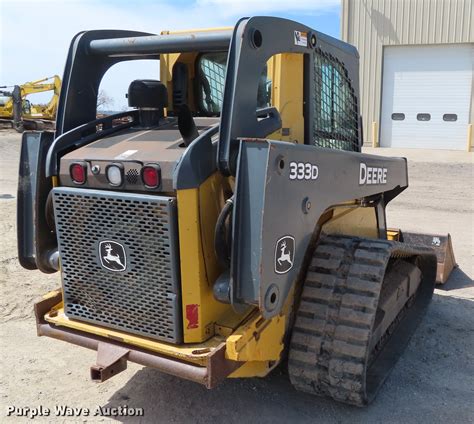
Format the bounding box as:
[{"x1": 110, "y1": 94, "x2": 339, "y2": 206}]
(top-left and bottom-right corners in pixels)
[{"x1": 35, "y1": 291, "x2": 241, "y2": 388}]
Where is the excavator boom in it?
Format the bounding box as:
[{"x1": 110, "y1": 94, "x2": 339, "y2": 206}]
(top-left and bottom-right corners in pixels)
[{"x1": 0, "y1": 75, "x2": 61, "y2": 131}]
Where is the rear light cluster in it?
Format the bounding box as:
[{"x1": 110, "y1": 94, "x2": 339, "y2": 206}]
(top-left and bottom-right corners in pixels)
[
  {"x1": 142, "y1": 164, "x2": 160, "y2": 188},
  {"x1": 105, "y1": 164, "x2": 124, "y2": 186},
  {"x1": 69, "y1": 162, "x2": 161, "y2": 189},
  {"x1": 70, "y1": 163, "x2": 87, "y2": 185}
]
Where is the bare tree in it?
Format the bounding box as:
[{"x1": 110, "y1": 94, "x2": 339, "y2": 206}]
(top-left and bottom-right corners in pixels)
[{"x1": 97, "y1": 89, "x2": 113, "y2": 110}]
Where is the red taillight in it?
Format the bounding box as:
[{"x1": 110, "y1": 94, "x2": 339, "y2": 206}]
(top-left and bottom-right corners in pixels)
[
  {"x1": 142, "y1": 164, "x2": 160, "y2": 188},
  {"x1": 70, "y1": 163, "x2": 86, "y2": 184}
]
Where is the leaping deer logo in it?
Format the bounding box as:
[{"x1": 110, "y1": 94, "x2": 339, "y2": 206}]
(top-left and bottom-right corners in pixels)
[
  {"x1": 275, "y1": 236, "x2": 295, "y2": 274},
  {"x1": 103, "y1": 243, "x2": 125, "y2": 267},
  {"x1": 277, "y1": 240, "x2": 293, "y2": 267},
  {"x1": 99, "y1": 241, "x2": 126, "y2": 271}
]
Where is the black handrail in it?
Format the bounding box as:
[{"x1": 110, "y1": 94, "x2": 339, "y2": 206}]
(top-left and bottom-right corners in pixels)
[{"x1": 46, "y1": 110, "x2": 139, "y2": 177}]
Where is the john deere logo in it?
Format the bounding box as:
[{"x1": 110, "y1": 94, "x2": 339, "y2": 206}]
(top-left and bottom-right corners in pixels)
[
  {"x1": 99, "y1": 240, "x2": 126, "y2": 272},
  {"x1": 275, "y1": 235, "x2": 295, "y2": 274}
]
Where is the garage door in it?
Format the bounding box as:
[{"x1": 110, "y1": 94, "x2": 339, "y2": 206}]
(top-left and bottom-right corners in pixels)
[{"x1": 380, "y1": 44, "x2": 473, "y2": 149}]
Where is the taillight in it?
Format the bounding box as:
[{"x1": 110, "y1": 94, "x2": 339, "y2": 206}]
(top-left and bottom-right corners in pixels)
[
  {"x1": 106, "y1": 164, "x2": 124, "y2": 186},
  {"x1": 70, "y1": 162, "x2": 87, "y2": 185},
  {"x1": 142, "y1": 164, "x2": 161, "y2": 188}
]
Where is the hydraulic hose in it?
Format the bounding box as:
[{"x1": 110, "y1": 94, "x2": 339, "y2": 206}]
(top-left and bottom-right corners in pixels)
[{"x1": 214, "y1": 196, "x2": 234, "y2": 269}]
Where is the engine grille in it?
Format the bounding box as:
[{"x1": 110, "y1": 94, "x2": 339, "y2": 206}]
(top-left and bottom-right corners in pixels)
[{"x1": 52, "y1": 187, "x2": 182, "y2": 343}]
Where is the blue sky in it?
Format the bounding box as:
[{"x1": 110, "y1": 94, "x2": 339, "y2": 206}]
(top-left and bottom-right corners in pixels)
[{"x1": 0, "y1": 0, "x2": 340, "y2": 109}]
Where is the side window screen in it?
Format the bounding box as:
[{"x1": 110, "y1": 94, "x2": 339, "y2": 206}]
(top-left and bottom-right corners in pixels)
[
  {"x1": 198, "y1": 52, "x2": 271, "y2": 115},
  {"x1": 313, "y1": 49, "x2": 359, "y2": 151},
  {"x1": 198, "y1": 53, "x2": 227, "y2": 114}
]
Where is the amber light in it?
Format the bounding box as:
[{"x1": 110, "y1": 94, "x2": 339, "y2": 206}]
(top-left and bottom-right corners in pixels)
[
  {"x1": 70, "y1": 163, "x2": 86, "y2": 184},
  {"x1": 142, "y1": 164, "x2": 160, "y2": 188}
]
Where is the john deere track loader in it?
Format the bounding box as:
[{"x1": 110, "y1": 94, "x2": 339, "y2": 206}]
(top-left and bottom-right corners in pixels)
[{"x1": 17, "y1": 17, "x2": 438, "y2": 406}]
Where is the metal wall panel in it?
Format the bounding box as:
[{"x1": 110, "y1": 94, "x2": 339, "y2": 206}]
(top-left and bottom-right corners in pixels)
[{"x1": 341, "y1": 0, "x2": 474, "y2": 145}]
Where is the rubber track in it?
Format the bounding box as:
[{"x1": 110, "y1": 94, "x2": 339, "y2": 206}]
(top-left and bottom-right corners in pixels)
[{"x1": 288, "y1": 235, "x2": 436, "y2": 406}]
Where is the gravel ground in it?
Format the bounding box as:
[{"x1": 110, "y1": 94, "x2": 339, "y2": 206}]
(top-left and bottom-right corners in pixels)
[{"x1": 0, "y1": 130, "x2": 472, "y2": 423}]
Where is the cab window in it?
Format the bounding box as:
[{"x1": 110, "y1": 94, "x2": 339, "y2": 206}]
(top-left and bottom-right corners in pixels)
[
  {"x1": 313, "y1": 48, "x2": 359, "y2": 151},
  {"x1": 198, "y1": 52, "x2": 271, "y2": 115}
]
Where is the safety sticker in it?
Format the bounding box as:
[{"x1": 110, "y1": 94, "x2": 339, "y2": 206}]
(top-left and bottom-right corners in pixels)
[
  {"x1": 186, "y1": 304, "x2": 199, "y2": 329},
  {"x1": 294, "y1": 30, "x2": 308, "y2": 47}
]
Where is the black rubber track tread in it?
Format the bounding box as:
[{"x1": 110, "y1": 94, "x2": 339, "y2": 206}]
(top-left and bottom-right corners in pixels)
[{"x1": 288, "y1": 235, "x2": 436, "y2": 406}]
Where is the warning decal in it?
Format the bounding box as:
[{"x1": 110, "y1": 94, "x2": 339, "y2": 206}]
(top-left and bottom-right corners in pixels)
[
  {"x1": 294, "y1": 30, "x2": 308, "y2": 47},
  {"x1": 186, "y1": 304, "x2": 199, "y2": 329}
]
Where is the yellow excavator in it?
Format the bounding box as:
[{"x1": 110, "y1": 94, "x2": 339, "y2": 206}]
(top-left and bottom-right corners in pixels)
[{"x1": 0, "y1": 75, "x2": 61, "y2": 132}]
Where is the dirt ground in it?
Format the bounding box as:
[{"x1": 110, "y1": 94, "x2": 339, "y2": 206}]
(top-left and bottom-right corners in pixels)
[{"x1": 0, "y1": 129, "x2": 472, "y2": 423}]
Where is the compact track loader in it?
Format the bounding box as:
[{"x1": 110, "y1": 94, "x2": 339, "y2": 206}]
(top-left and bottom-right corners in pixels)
[{"x1": 18, "y1": 17, "x2": 440, "y2": 406}]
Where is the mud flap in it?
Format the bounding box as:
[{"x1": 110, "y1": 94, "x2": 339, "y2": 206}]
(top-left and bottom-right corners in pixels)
[{"x1": 388, "y1": 229, "x2": 457, "y2": 284}]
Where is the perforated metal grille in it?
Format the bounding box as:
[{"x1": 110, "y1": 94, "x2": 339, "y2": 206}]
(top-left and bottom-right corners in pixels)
[
  {"x1": 126, "y1": 168, "x2": 140, "y2": 184},
  {"x1": 313, "y1": 48, "x2": 359, "y2": 151},
  {"x1": 53, "y1": 187, "x2": 182, "y2": 343}
]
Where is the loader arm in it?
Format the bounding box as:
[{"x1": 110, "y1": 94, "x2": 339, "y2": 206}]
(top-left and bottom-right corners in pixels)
[{"x1": 230, "y1": 140, "x2": 408, "y2": 317}]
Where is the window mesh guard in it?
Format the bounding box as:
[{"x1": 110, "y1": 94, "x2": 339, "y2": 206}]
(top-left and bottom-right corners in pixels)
[
  {"x1": 200, "y1": 54, "x2": 226, "y2": 114},
  {"x1": 199, "y1": 53, "x2": 272, "y2": 115},
  {"x1": 313, "y1": 48, "x2": 359, "y2": 151}
]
